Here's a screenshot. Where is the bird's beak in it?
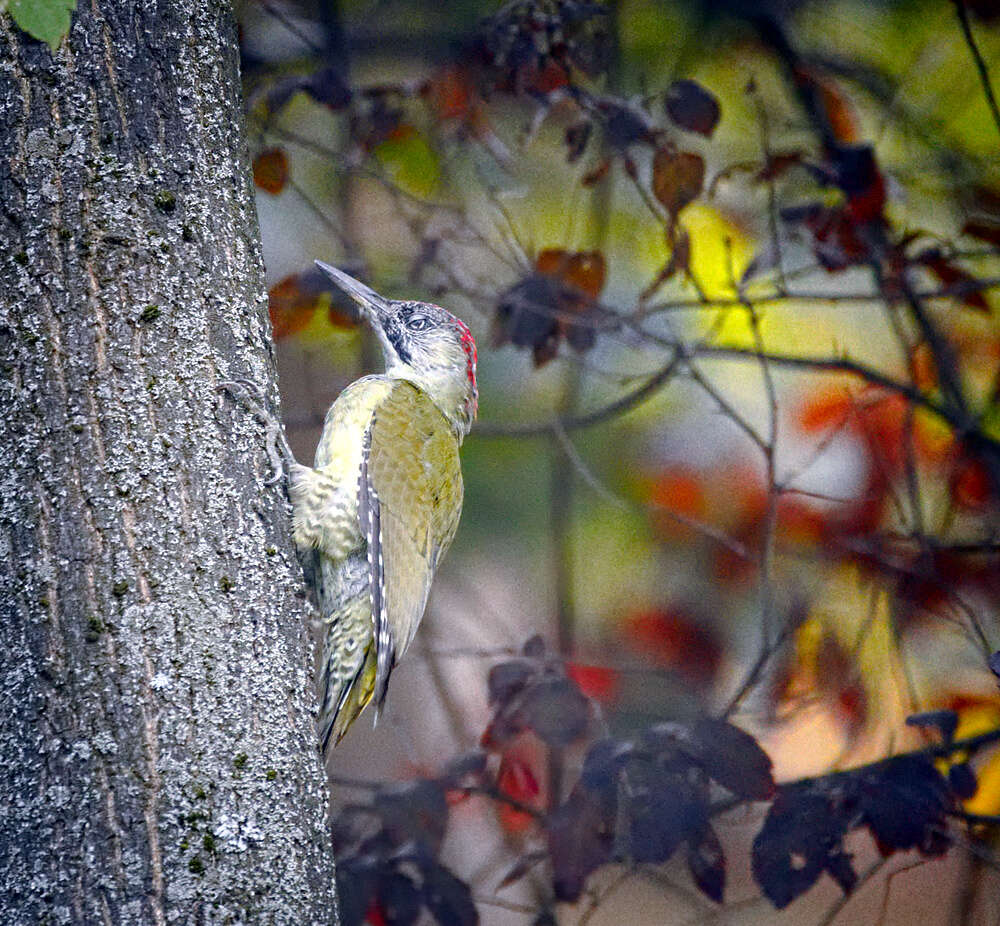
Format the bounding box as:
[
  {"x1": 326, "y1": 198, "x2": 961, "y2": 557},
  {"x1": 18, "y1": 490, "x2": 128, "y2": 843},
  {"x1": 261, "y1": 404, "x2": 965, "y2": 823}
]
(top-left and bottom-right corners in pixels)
[{"x1": 314, "y1": 261, "x2": 390, "y2": 324}]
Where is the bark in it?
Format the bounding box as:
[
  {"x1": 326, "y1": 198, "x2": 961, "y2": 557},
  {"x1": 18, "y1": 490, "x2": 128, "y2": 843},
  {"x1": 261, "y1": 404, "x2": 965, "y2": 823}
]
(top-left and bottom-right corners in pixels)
[{"x1": 0, "y1": 3, "x2": 338, "y2": 924}]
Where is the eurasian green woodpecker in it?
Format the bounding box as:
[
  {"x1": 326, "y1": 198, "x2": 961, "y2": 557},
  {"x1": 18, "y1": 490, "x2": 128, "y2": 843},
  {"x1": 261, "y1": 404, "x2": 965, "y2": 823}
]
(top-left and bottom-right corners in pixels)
[{"x1": 290, "y1": 263, "x2": 478, "y2": 751}]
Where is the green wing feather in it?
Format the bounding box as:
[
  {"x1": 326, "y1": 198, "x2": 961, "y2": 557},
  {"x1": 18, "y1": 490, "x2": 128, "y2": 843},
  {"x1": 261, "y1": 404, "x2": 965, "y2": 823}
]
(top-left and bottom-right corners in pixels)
[{"x1": 363, "y1": 381, "x2": 464, "y2": 708}]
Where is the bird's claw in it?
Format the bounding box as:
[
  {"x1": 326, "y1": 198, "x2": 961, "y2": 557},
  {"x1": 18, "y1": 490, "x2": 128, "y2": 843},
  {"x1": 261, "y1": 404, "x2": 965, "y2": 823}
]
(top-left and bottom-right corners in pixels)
[{"x1": 218, "y1": 378, "x2": 296, "y2": 485}]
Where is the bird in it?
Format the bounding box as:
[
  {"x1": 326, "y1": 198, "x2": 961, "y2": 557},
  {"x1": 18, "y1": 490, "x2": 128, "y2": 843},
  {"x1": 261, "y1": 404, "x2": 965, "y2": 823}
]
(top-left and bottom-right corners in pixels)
[{"x1": 288, "y1": 262, "x2": 478, "y2": 751}]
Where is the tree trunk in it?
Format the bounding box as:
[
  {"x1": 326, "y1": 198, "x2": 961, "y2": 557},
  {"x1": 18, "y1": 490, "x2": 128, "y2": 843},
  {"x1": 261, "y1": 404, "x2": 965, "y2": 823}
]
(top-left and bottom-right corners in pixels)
[{"x1": 0, "y1": 3, "x2": 338, "y2": 924}]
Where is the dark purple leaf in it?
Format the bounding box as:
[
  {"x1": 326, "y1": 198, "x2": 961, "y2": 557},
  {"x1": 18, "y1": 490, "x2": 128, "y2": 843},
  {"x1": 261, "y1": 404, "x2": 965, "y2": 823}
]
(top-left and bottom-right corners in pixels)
[
  {"x1": 442, "y1": 750, "x2": 488, "y2": 783},
  {"x1": 858, "y1": 755, "x2": 953, "y2": 856},
  {"x1": 547, "y1": 790, "x2": 614, "y2": 902},
  {"x1": 686, "y1": 826, "x2": 725, "y2": 902},
  {"x1": 905, "y1": 710, "x2": 958, "y2": 742},
  {"x1": 379, "y1": 869, "x2": 422, "y2": 926},
  {"x1": 626, "y1": 782, "x2": 707, "y2": 864},
  {"x1": 751, "y1": 789, "x2": 852, "y2": 909},
  {"x1": 949, "y1": 763, "x2": 978, "y2": 800},
  {"x1": 423, "y1": 864, "x2": 479, "y2": 926},
  {"x1": 690, "y1": 718, "x2": 775, "y2": 800},
  {"x1": 579, "y1": 738, "x2": 635, "y2": 802},
  {"x1": 518, "y1": 676, "x2": 590, "y2": 746},
  {"x1": 376, "y1": 780, "x2": 449, "y2": 852},
  {"x1": 522, "y1": 635, "x2": 547, "y2": 659},
  {"x1": 599, "y1": 100, "x2": 654, "y2": 150},
  {"x1": 664, "y1": 79, "x2": 721, "y2": 137},
  {"x1": 336, "y1": 854, "x2": 379, "y2": 926},
  {"x1": 989, "y1": 650, "x2": 1000, "y2": 679},
  {"x1": 488, "y1": 660, "x2": 536, "y2": 707},
  {"x1": 823, "y1": 850, "x2": 858, "y2": 896},
  {"x1": 305, "y1": 65, "x2": 352, "y2": 110}
]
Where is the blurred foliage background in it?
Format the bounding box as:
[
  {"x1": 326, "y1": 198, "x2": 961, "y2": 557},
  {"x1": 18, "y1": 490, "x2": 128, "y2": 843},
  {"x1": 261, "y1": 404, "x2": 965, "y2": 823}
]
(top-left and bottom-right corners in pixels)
[{"x1": 237, "y1": 1, "x2": 1000, "y2": 923}]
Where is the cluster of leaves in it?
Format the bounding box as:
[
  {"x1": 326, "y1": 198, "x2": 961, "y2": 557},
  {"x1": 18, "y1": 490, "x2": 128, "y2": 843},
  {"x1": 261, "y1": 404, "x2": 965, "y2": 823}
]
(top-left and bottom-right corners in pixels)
[
  {"x1": 333, "y1": 640, "x2": 995, "y2": 923},
  {"x1": 333, "y1": 758, "x2": 486, "y2": 926},
  {"x1": 493, "y1": 249, "x2": 606, "y2": 366},
  {"x1": 753, "y1": 743, "x2": 970, "y2": 908},
  {"x1": 543, "y1": 715, "x2": 774, "y2": 903}
]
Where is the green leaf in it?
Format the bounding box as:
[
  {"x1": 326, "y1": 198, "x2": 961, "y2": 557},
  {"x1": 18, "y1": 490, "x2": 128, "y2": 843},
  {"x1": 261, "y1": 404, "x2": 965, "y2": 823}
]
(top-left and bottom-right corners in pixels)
[{"x1": 8, "y1": 0, "x2": 77, "y2": 50}]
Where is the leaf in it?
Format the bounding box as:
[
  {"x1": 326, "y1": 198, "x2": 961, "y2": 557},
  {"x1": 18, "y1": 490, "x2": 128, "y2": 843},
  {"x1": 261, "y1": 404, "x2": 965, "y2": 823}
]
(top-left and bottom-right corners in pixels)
[
  {"x1": 664, "y1": 80, "x2": 721, "y2": 137},
  {"x1": 905, "y1": 710, "x2": 958, "y2": 742},
  {"x1": 949, "y1": 763, "x2": 978, "y2": 801},
  {"x1": 598, "y1": 100, "x2": 655, "y2": 150},
  {"x1": 9, "y1": 0, "x2": 76, "y2": 49},
  {"x1": 423, "y1": 863, "x2": 479, "y2": 926},
  {"x1": 751, "y1": 789, "x2": 851, "y2": 909},
  {"x1": 652, "y1": 149, "x2": 704, "y2": 219},
  {"x1": 487, "y1": 660, "x2": 536, "y2": 707},
  {"x1": 518, "y1": 677, "x2": 591, "y2": 747},
  {"x1": 690, "y1": 717, "x2": 775, "y2": 800},
  {"x1": 579, "y1": 737, "x2": 634, "y2": 802},
  {"x1": 565, "y1": 662, "x2": 618, "y2": 703},
  {"x1": 962, "y1": 220, "x2": 1000, "y2": 248},
  {"x1": 626, "y1": 779, "x2": 707, "y2": 864},
  {"x1": 376, "y1": 780, "x2": 449, "y2": 853},
  {"x1": 336, "y1": 855, "x2": 379, "y2": 926},
  {"x1": 916, "y1": 249, "x2": 990, "y2": 312},
  {"x1": 620, "y1": 608, "x2": 721, "y2": 685},
  {"x1": 989, "y1": 651, "x2": 1000, "y2": 680},
  {"x1": 547, "y1": 790, "x2": 614, "y2": 902},
  {"x1": 378, "y1": 869, "x2": 422, "y2": 926},
  {"x1": 858, "y1": 755, "x2": 953, "y2": 855},
  {"x1": 686, "y1": 826, "x2": 725, "y2": 902},
  {"x1": 374, "y1": 125, "x2": 441, "y2": 197},
  {"x1": 253, "y1": 148, "x2": 289, "y2": 195}
]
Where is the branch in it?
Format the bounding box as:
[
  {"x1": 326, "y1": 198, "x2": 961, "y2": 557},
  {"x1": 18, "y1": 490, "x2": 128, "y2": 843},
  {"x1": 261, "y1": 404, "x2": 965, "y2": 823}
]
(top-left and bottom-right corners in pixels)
[{"x1": 953, "y1": 0, "x2": 1000, "y2": 142}]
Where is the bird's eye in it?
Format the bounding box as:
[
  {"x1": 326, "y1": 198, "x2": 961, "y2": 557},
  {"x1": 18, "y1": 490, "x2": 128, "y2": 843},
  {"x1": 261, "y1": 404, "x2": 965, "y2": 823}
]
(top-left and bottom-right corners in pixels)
[{"x1": 406, "y1": 315, "x2": 431, "y2": 331}]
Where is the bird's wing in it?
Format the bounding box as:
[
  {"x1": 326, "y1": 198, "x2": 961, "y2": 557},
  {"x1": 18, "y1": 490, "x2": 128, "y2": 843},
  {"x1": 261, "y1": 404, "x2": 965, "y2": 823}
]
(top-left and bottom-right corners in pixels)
[{"x1": 361, "y1": 381, "x2": 464, "y2": 710}]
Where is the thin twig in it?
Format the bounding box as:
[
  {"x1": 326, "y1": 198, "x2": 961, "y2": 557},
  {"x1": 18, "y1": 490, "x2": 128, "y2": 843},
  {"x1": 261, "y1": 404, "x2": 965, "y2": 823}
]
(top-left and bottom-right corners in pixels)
[{"x1": 953, "y1": 0, "x2": 1000, "y2": 142}]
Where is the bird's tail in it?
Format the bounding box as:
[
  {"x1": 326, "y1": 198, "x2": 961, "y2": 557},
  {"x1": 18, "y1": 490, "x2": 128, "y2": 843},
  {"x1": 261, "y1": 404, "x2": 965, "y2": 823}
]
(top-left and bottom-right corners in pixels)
[{"x1": 315, "y1": 554, "x2": 377, "y2": 752}]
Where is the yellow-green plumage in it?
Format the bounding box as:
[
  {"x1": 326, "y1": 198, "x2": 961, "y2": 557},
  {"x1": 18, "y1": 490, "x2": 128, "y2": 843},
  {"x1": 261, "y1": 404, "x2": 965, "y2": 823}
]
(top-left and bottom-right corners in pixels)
[
  {"x1": 294, "y1": 263, "x2": 477, "y2": 750},
  {"x1": 290, "y1": 377, "x2": 466, "y2": 748}
]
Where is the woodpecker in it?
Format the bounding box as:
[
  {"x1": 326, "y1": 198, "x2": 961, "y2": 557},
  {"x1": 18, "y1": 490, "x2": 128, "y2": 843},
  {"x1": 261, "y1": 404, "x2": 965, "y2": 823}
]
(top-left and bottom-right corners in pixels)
[{"x1": 289, "y1": 263, "x2": 478, "y2": 751}]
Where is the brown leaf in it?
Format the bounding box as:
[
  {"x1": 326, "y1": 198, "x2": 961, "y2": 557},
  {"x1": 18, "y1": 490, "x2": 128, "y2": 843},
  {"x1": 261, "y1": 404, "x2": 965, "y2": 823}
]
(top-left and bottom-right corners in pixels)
[
  {"x1": 652, "y1": 149, "x2": 704, "y2": 218},
  {"x1": 664, "y1": 80, "x2": 721, "y2": 137},
  {"x1": 253, "y1": 148, "x2": 289, "y2": 195},
  {"x1": 962, "y1": 220, "x2": 1000, "y2": 248}
]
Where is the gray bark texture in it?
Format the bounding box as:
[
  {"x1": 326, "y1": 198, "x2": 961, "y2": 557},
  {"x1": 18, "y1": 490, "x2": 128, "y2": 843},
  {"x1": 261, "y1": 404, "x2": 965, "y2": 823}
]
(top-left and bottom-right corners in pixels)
[{"x1": 0, "y1": 2, "x2": 339, "y2": 924}]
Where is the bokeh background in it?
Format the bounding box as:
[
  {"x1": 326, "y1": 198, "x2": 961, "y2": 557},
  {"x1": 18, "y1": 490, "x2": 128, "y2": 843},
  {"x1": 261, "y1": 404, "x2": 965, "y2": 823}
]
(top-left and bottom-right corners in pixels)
[{"x1": 237, "y1": 1, "x2": 1000, "y2": 922}]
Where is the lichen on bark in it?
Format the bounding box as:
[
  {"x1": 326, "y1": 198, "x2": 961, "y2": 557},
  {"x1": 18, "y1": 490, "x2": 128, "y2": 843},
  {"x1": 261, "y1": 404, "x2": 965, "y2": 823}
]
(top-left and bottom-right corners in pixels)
[{"x1": 0, "y1": 2, "x2": 338, "y2": 923}]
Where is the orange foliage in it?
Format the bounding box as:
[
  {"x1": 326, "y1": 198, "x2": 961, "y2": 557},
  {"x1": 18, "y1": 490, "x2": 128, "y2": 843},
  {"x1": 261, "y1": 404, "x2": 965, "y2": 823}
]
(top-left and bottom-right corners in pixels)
[
  {"x1": 496, "y1": 737, "x2": 546, "y2": 834},
  {"x1": 565, "y1": 662, "x2": 619, "y2": 704},
  {"x1": 252, "y1": 147, "x2": 289, "y2": 195},
  {"x1": 621, "y1": 608, "x2": 721, "y2": 685}
]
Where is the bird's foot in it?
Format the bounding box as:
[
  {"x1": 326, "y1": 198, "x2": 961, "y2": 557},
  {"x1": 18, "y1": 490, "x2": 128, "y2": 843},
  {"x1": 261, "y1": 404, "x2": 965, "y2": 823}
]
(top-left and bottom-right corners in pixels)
[{"x1": 218, "y1": 378, "x2": 295, "y2": 486}]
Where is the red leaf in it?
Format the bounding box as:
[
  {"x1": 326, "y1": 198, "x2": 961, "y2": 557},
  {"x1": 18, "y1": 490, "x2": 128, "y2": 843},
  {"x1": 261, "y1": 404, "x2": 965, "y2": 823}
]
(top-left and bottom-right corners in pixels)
[
  {"x1": 253, "y1": 148, "x2": 289, "y2": 195},
  {"x1": 621, "y1": 609, "x2": 721, "y2": 685},
  {"x1": 951, "y1": 455, "x2": 992, "y2": 510},
  {"x1": 565, "y1": 662, "x2": 619, "y2": 703}
]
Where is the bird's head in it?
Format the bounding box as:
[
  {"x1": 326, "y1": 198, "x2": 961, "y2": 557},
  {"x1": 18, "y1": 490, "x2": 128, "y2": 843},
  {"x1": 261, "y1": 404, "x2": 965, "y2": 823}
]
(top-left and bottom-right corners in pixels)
[{"x1": 316, "y1": 262, "x2": 478, "y2": 437}]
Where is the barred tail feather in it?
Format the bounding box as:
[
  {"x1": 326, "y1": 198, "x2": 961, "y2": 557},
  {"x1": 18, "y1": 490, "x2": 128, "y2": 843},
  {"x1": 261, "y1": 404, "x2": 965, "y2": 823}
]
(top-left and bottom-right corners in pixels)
[{"x1": 315, "y1": 554, "x2": 376, "y2": 752}]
